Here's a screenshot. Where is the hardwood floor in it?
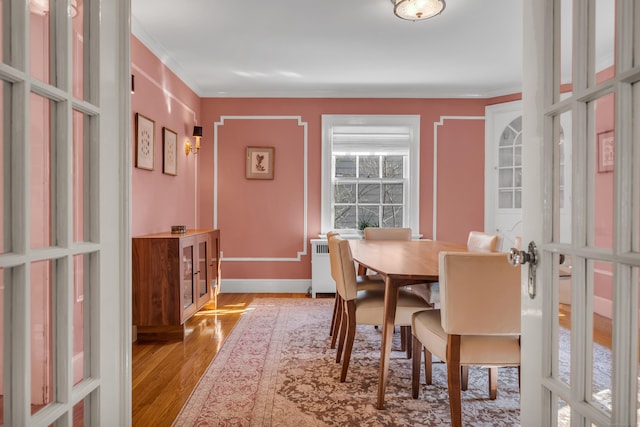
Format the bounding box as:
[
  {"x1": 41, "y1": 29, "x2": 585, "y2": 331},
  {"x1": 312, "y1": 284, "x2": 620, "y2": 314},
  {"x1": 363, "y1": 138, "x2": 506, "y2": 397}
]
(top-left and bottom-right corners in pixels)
[{"x1": 132, "y1": 293, "x2": 308, "y2": 427}]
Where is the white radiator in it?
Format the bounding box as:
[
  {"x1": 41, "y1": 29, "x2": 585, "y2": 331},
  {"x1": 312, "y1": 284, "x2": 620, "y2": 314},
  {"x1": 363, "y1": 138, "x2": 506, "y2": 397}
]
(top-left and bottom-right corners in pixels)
[{"x1": 310, "y1": 239, "x2": 335, "y2": 298}]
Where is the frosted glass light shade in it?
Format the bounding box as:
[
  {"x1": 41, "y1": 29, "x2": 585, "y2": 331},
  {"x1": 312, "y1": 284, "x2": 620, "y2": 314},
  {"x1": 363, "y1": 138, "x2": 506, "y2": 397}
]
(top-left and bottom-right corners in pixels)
[{"x1": 392, "y1": 0, "x2": 445, "y2": 21}]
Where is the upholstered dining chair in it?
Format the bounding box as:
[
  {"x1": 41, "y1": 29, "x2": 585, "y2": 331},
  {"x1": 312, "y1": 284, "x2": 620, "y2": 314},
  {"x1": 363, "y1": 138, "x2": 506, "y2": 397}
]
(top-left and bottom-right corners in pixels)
[
  {"x1": 466, "y1": 230, "x2": 500, "y2": 252},
  {"x1": 423, "y1": 230, "x2": 501, "y2": 309},
  {"x1": 363, "y1": 227, "x2": 412, "y2": 241},
  {"x1": 329, "y1": 235, "x2": 432, "y2": 382},
  {"x1": 362, "y1": 227, "x2": 435, "y2": 355},
  {"x1": 410, "y1": 252, "x2": 521, "y2": 427},
  {"x1": 327, "y1": 232, "x2": 382, "y2": 349}
]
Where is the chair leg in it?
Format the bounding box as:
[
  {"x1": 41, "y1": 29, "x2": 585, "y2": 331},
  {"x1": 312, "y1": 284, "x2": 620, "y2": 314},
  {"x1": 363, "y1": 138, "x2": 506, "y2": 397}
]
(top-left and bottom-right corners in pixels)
[
  {"x1": 446, "y1": 335, "x2": 463, "y2": 427},
  {"x1": 401, "y1": 326, "x2": 412, "y2": 358},
  {"x1": 518, "y1": 366, "x2": 521, "y2": 391},
  {"x1": 460, "y1": 366, "x2": 469, "y2": 391},
  {"x1": 340, "y1": 300, "x2": 357, "y2": 382},
  {"x1": 329, "y1": 295, "x2": 338, "y2": 336},
  {"x1": 335, "y1": 300, "x2": 347, "y2": 363},
  {"x1": 489, "y1": 367, "x2": 498, "y2": 400},
  {"x1": 411, "y1": 335, "x2": 422, "y2": 398},
  {"x1": 330, "y1": 295, "x2": 343, "y2": 349},
  {"x1": 424, "y1": 347, "x2": 432, "y2": 385}
]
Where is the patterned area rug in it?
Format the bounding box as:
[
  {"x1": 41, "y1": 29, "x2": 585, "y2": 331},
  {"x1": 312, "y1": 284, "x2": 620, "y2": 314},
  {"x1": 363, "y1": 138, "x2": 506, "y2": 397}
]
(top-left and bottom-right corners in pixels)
[{"x1": 172, "y1": 298, "x2": 521, "y2": 426}]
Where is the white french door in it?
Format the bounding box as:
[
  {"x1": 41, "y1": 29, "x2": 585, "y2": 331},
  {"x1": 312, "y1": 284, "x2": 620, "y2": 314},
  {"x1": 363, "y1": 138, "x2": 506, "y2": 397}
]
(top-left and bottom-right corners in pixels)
[
  {"x1": 0, "y1": 0, "x2": 131, "y2": 425},
  {"x1": 522, "y1": 0, "x2": 639, "y2": 426}
]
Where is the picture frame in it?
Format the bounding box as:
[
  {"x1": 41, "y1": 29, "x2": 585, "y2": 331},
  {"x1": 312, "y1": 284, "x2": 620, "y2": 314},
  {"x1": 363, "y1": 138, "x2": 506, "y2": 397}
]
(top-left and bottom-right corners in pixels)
[
  {"x1": 135, "y1": 113, "x2": 155, "y2": 170},
  {"x1": 162, "y1": 127, "x2": 178, "y2": 176},
  {"x1": 597, "y1": 129, "x2": 614, "y2": 173},
  {"x1": 245, "y1": 146, "x2": 275, "y2": 180}
]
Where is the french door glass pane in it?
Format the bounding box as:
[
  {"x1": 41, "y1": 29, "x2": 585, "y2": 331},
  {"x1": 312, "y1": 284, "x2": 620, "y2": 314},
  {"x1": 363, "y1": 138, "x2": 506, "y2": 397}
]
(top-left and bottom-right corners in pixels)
[
  {"x1": 73, "y1": 254, "x2": 86, "y2": 386},
  {"x1": 557, "y1": 395, "x2": 571, "y2": 426},
  {"x1": 73, "y1": 110, "x2": 86, "y2": 242},
  {"x1": 590, "y1": 260, "x2": 613, "y2": 415},
  {"x1": 30, "y1": 93, "x2": 52, "y2": 249},
  {"x1": 591, "y1": 94, "x2": 615, "y2": 249},
  {"x1": 594, "y1": 0, "x2": 615, "y2": 84},
  {"x1": 557, "y1": 259, "x2": 571, "y2": 386},
  {"x1": 31, "y1": 259, "x2": 53, "y2": 414},
  {"x1": 558, "y1": 110, "x2": 572, "y2": 244},
  {"x1": 29, "y1": 1, "x2": 51, "y2": 84},
  {"x1": 499, "y1": 190, "x2": 513, "y2": 209},
  {"x1": 560, "y1": 0, "x2": 573, "y2": 93},
  {"x1": 72, "y1": 18, "x2": 85, "y2": 100},
  {"x1": 499, "y1": 168, "x2": 514, "y2": 187}
]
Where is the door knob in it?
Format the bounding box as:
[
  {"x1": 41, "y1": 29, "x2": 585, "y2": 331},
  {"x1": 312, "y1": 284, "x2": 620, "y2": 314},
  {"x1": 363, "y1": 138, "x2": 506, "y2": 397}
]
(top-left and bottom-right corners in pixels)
[
  {"x1": 508, "y1": 241, "x2": 537, "y2": 266},
  {"x1": 507, "y1": 241, "x2": 538, "y2": 299}
]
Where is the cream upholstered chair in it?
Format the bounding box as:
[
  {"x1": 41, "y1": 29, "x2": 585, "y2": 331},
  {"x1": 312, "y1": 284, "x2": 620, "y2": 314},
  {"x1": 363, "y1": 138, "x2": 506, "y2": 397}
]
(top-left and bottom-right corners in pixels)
[
  {"x1": 411, "y1": 252, "x2": 521, "y2": 427},
  {"x1": 363, "y1": 227, "x2": 412, "y2": 241},
  {"x1": 466, "y1": 230, "x2": 500, "y2": 252},
  {"x1": 363, "y1": 227, "x2": 435, "y2": 355},
  {"x1": 425, "y1": 230, "x2": 501, "y2": 307},
  {"x1": 327, "y1": 232, "x2": 381, "y2": 349},
  {"x1": 329, "y1": 235, "x2": 431, "y2": 382}
]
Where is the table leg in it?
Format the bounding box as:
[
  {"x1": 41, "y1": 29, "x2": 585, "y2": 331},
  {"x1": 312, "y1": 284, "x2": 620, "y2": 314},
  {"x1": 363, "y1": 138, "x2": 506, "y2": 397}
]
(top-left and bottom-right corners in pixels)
[{"x1": 377, "y1": 276, "x2": 398, "y2": 409}]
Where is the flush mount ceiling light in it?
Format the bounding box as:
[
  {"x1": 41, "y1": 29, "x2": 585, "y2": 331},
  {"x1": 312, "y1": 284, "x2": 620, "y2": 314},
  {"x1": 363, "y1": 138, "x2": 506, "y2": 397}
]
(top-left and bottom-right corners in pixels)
[{"x1": 391, "y1": 0, "x2": 445, "y2": 21}]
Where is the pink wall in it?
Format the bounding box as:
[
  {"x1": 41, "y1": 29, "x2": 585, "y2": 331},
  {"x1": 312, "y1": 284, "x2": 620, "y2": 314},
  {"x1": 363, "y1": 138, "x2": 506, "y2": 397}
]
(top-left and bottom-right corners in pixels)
[
  {"x1": 131, "y1": 36, "x2": 202, "y2": 237},
  {"x1": 197, "y1": 98, "x2": 487, "y2": 279}
]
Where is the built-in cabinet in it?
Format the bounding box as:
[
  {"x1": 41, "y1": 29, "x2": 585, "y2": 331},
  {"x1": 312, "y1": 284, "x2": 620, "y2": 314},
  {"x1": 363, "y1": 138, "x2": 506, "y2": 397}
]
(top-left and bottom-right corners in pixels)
[{"x1": 132, "y1": 229, "x2": 221, "y2": 340}]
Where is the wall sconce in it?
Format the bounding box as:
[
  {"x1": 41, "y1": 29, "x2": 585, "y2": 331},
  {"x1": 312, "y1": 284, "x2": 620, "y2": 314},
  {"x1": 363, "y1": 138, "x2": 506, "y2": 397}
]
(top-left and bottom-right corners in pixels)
[{"x1": 185, "y1": 126, "x2": 203, "y2": 155}]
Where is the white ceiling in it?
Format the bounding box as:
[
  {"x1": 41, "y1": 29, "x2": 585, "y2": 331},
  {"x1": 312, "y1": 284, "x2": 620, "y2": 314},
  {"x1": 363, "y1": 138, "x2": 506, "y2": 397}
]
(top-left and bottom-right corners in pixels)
[{"x1": 131, "y1": 0, "x2": 524, "y2": 98}]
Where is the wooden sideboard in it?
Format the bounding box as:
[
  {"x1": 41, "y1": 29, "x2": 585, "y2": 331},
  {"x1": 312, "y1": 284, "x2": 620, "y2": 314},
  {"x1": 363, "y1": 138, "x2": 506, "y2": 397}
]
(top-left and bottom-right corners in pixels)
[{"x1": 132, "y1": 228, "x2": 221, "y2": 340}]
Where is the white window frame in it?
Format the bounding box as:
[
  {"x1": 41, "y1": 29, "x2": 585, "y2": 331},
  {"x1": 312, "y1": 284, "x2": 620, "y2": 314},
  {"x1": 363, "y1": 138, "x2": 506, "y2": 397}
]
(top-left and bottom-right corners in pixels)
[{"x1": 321, "y1": 115, "x2": 420, "y2": 237}]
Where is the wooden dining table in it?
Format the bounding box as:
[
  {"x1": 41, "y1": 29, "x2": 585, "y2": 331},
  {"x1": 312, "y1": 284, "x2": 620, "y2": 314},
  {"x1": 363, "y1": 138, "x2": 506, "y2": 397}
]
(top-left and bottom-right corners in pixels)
[{"x1": 348, "y1": 239, "x2": 468, "y2": 409}]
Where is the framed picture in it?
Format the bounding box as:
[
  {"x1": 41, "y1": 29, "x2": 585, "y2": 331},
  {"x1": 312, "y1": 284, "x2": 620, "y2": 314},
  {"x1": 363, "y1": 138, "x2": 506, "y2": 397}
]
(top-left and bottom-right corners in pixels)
[
  {"x1": 135, "y1": 113, "x2": 155, "y2": 170},
  {"x1": 245, "y1": 146, "x2": 275, "y2": 180},
  {"x1": 163, "y1": 127, "x2": 178, "y2": 176},
  {"x1": 597, "y1": 130, "x2": 614, "y2": 173}
]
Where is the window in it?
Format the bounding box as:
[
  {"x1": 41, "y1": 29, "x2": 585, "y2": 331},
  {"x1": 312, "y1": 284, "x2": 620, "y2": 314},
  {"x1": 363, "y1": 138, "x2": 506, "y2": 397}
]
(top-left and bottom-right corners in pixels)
[
  {"x1": 321, "y1": 115, "x2": 420, "y2": 235},
  {"x1": 498, "y1": 116, "x2": 523, "y2": 209}
]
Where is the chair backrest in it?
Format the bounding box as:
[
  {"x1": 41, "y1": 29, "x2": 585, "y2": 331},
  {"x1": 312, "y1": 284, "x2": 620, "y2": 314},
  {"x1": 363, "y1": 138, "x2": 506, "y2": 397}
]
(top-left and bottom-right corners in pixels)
[
  {"x1": 327, "y1": 236, "x2": 358, "y2": 301},
  {"x1": 326, "y1": 231, "x2": 340, "y2": 282},
  {"x1": 466, "y1": 231, "x2": 499, "y2": 252},
  {"x1": 364, "y1": 227, "x2": 412, "y2": 241},
  {"x1": 513, "y1": 236, "x2": 522, "y2": 251},
  {"x1": 438, "y1": 251, "x2": 521, "y2": 335}
]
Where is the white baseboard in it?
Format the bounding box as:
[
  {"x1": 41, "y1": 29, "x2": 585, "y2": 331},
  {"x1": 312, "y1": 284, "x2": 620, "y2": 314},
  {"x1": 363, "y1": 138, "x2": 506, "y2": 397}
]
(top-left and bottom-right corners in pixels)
[{"x1": 220, "y1": 279, "x2": 312, "y2": 294}]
